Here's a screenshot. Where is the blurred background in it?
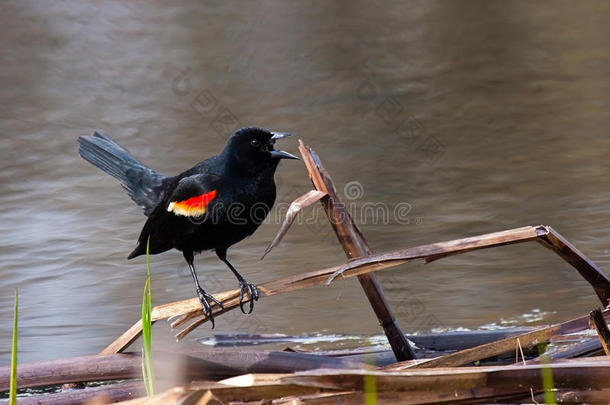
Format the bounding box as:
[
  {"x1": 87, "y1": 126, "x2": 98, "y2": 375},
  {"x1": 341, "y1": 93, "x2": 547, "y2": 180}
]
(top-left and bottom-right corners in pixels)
[{"x1": 1, "y1": 0, "x2": 610, "y2": 363}]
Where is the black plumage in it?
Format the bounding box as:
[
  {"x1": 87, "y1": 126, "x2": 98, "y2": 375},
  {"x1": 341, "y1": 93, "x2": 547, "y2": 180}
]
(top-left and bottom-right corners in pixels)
[{"x1": 78, "y1": 127, "x2": 298, "y2": 326}]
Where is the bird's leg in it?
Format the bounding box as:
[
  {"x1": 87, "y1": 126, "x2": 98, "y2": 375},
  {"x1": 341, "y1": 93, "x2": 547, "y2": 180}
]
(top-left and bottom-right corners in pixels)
[
  {"x1": 216, "y1": 249, "x2": 259, "y2": 314},
  {"x1": 183, "y1": 251, "x2": 223, "y2": 328}
]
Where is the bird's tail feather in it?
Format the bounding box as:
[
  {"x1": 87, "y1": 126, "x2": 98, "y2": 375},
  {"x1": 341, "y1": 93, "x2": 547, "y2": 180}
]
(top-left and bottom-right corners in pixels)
[
  {"x1": 78, "y1": 132, "x2": 168, "y2": 215},
  {"x1": 78, "y1": 132, "x2": 141, "y2": 182}
]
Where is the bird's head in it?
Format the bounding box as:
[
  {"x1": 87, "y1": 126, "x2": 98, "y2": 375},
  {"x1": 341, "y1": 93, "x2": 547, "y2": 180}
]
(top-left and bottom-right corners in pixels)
[{"x1": 221, "y1": 127, "x2": 298, "y2": 175}]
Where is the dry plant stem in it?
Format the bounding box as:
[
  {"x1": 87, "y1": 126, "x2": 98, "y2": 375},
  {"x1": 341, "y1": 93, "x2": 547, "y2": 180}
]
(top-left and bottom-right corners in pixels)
[
  {"x1": 384, "y1": 308, "x2": 610, "y2": 370},
  {"x1": 283, "y1": 358, "x2": 610, "y2": 391},
  {"x1": 589, "y1": 308, "x2": 610, "y2": 355},
  {"x1": 261, "y1": 189, "x2": 327, "y2": 259},
  {"x1": 536, "y1": 226, "x2": 610, "y2": 306},
  {"x1": 328, "y1": 224, "x2": 610, "y2": 303},
  {"x1": 0, "y1": 354, "x2": 139, "y2": 392},
  {"x1": 16, "y1": 381, "x2": 144, "y2": 405},
  {"x1": 534, "y1": 389, "x2": 610, "y2": 405},
  {"x1": 102, "y1": 224, "x2": 610, "y2": 354},
  {"x1": 20, "y1": 358, "x2": 610, "y2": 405},
  {"x1": 167, "y1": 225, "x2": 579, "y2": 334},
  {"x1": 528, "y1": 338, "x2": 603, "y2": 364},
  {"x1": 0, "y1": 350, "x2": 367, "y2": 393},
  {"x1": 298, "y1": 140, "x2": 415, "y2": 361},
  {"x1": 117, "y1": 358, "x2": 610, "y2": 405},
  {"x1": 115, "y1": 386, "x2": 189, "y2": 405}
]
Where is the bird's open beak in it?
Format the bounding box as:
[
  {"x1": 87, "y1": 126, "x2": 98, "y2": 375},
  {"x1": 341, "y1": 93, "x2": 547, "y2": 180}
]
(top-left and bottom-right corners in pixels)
[
  {"x1": 271, "y1": 132, "x2": 295, "y2": 140},
  {"x1": 270, "y1": 132, "x2": 299, "y2": 160}
]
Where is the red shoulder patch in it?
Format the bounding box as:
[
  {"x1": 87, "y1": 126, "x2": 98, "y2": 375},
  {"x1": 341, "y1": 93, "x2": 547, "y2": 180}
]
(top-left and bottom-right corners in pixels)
[{"x1": 167, "y1": 190, "x2": 217, "y2": 217}]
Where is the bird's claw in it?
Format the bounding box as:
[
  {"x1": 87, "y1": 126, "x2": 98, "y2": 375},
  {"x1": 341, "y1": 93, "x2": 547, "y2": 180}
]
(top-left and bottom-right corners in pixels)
[
  {"x1": 196, "y1": 288, "x2": 224, "y2": 329},
  {"x1": 238, "y1": 281, "x2": 259, "y2": 314}
]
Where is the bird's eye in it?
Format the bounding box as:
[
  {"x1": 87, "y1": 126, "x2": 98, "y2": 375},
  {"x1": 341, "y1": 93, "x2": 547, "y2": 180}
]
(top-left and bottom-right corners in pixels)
[{"x1": 250, "y1": 139, "x2": 261, "y2": 147}]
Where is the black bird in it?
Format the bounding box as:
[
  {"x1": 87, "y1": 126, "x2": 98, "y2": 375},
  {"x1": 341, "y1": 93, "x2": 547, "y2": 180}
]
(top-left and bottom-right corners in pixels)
[{"x1": 78, "y1": 127, "x2": 298, "y2": 326}]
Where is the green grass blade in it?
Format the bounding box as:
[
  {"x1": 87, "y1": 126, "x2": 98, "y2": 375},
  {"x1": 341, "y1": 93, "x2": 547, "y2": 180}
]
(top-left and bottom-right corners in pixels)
[
  {"x1": 363, "y1": 354, "x2": 377, "y2": 405},
  {"x1": 142, "y1": 237, "x2": 154, "y2": 396},
  {"x1": 9, "y1": 289, "x2": 18, "y2": 405},
  {"x1": 537, "y1": 342, "x2": 556, "y2": 404},
  {"x1": 363, "y1": 372, "x2": 377, "y2": 405}
]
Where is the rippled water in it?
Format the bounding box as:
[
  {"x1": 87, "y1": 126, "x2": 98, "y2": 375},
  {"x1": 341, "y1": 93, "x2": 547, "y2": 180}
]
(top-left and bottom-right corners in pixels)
[{"x1": 2, "y1": 0, "x2": 610, "y2": 363}]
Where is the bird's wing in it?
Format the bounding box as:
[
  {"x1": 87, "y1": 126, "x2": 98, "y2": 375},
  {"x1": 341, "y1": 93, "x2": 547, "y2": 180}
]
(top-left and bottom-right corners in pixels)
[
  {"x1": 165, "y1": 175, "x2": 219, "y2": 218},
  {"x1": 128, "y1": 174, "x2": 222, "y2": 258}
]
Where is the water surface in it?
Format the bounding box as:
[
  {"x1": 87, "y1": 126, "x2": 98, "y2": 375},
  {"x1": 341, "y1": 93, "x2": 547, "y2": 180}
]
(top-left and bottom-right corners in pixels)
[{"x1": 1, "y1": 0, "x2": 610, "y2": 363}]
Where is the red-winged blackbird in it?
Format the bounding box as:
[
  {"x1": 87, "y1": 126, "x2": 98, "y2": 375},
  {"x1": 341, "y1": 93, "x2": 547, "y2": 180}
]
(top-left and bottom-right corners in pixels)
[{"x1": 78, "y1": 127, "x2": 298, "y2": 326}]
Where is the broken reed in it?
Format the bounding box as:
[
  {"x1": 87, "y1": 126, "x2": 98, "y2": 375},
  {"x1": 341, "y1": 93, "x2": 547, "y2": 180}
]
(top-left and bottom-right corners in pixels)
[{"x1": 142, "y1": 237, "x2": 154, "y2": 396}]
